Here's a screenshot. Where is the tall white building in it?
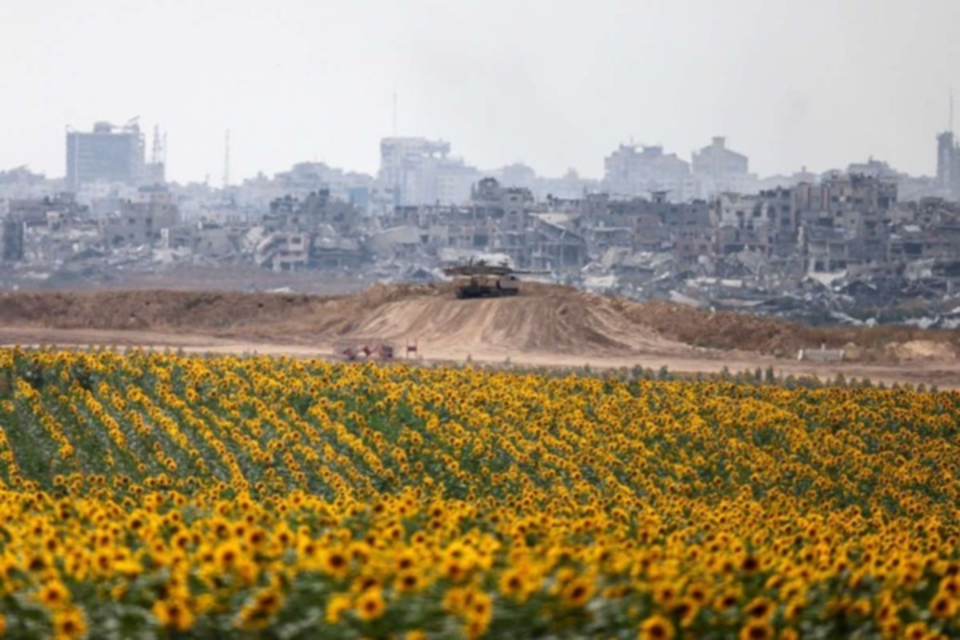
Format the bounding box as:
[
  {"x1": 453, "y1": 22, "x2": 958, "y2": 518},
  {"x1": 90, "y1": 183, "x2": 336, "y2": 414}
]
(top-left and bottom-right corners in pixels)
[
  {"x1": 603, "y1": 144, "x2": 693, "y2": 201},
  {"x1": 66, "y1": 121, "x2": 145, "y2": 192},
  {"x1": 691, "y1": 136, "x2": 757, "y2": 198},
  {"x1": 378, "y1": 137, "x2": 480, "y2": 206}
]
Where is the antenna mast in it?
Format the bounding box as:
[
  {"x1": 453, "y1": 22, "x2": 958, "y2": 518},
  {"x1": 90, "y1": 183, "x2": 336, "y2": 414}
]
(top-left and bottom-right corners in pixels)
[
  {"x1": 151, "y1": 126, "x2": 161, "y2": 165},
  {"x1": 223, "y1": 129, "x2": 231, "y2": 189},
  {"x1": 392, "y1": 91, "x2": 398, "y2": 137}
]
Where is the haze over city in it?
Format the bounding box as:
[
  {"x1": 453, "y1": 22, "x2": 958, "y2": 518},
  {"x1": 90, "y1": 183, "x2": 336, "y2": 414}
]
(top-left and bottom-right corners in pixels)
[
  {"x1": 6, "y1": 4, "x2": 960, "y2": 640},
  {"x1": 3, "y1": 0, "x2": 959, "y2": 184}
]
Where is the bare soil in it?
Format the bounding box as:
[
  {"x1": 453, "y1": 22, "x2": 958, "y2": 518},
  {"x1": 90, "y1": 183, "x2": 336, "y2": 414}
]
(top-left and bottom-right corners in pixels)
[{"x1": 2, "y1": 283, "x2": 959, "y2": 388}]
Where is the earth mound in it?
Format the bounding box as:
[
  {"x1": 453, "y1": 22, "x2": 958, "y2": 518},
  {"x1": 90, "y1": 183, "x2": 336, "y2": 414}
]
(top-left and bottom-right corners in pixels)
[{"x1": 2, "y1": 284, "x2": 959, "y2": 362}]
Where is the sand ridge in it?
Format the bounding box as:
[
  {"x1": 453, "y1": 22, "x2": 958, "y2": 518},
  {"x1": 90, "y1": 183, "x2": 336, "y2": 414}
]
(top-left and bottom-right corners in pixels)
[{"x1": 1, "y1": 283, "x2": 959, "y2": 365}]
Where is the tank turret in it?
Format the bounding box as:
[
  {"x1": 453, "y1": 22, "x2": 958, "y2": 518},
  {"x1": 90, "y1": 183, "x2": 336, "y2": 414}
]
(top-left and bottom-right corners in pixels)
[{"x1": 442, "y1": 259, "x2": 545, "y2": 299}]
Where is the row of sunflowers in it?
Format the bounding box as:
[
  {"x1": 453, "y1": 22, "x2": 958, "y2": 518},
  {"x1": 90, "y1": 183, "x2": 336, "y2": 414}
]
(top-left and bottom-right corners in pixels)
[{"x1": 0, "y1": 347, "x2": 958, "y2": 639}]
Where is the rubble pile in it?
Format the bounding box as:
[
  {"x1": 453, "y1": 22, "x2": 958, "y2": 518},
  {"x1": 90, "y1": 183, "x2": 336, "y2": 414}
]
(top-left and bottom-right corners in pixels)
[{"x1": 4, "y1": 172, "x2": 960, "y2": 334}]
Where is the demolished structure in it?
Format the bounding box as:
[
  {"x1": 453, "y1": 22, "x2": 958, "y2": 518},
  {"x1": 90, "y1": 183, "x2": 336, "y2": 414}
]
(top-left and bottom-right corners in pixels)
[{"x1": 4, "y1": 163, "x2": 960, "y2": 328}]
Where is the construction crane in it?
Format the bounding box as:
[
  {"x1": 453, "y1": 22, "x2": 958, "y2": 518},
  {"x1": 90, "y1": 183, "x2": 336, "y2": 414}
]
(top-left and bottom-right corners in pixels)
[{"x1": 442, "y1": 258, "x2": 546, "y2": 299}]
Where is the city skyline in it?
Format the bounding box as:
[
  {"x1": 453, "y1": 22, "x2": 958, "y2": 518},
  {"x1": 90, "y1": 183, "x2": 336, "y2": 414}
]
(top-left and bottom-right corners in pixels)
[
  {"x1": 4, "y1": 119, "x2": 955, "y2": 190},
  {"x1": 2, "y1": 0, "x2": 959, "y2": 183}
]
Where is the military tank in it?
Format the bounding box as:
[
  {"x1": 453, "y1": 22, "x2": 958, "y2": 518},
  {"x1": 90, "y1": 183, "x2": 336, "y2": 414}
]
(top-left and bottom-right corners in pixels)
[{"x1": 442, "y1": 259, "x2": 545, "y2": 299}]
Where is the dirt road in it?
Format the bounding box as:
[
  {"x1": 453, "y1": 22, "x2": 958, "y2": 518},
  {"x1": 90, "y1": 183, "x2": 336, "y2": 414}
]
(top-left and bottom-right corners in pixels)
[
  {"x1": 3, "y1": 326, "x2": 958, "y2": 389},
  {"x1": 2, "y1": 285, "x2": 959, "y2": 388}
]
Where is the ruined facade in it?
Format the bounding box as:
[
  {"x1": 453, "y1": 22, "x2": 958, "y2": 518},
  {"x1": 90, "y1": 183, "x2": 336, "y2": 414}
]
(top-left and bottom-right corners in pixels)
[
  {"x1": 102, "y1": 189, "x2": 180, "y2": 247},
  {"x1": 937, "y1": 131, "x2": 960, "y2": 199},
  {"x1": 1, "y1": 218, "x2": 24, "y2": 262},
  {"x1": 255, "y1": 191, "x2": 367, "y2": 271},
  {"x1": 708, "y1": 176, "x2": 897, "y2": 273}
]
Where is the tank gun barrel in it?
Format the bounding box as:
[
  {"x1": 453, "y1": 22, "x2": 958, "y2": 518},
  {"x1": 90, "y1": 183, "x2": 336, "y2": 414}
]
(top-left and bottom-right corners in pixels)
[
  {"x1": 443, "y1": 264, "x2": 512, "y2": 276},
  {"x1": 442, "y1": 264, "x2": 550, "y2": 276}
]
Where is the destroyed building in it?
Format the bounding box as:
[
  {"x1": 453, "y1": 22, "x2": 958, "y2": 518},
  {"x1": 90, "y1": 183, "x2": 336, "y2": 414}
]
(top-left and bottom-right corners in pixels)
[
  {"x1": 10, "y1": 122, "x2": 960, "y2": 326},
  {"x1": 7, "y1": 193, "x2": 86, "y2": 228},
  {"x1": 266, "y1": 190, "x2": 360, "y2": 236},
  {"x1": 255, "y1": 232, "x2": 310, "y2": 271},
  {"x1": 375, "y1": 178, "x2": 589, "y2": 272},
  {"x1": 187, "y1": 222, "x2": 245, "y2": 259},
  {"x1": 709, "y1": 175, "x2": 896, "y2": 273},
  {"x1": 475, "y1": 177, "x2": 533, "y2": 268},
  {"x1": 1, "y1": 193, "x2": 100, "y2": 265},
  {"x1": 255, "y1": 191, "x2": 368, "y2": 271},
  {"x1": 366, "y1": 225, "x2": 424, "y2": 261},
  {"x1": 527, "y1": 214, "x2": 588, "y2": 272},
  {"x1": 796, "y1": 174, "x2": 895, "y2": 272},
  {"x1": 888, "y1": 198, "x2": 960, "y2": 264},
  {"x1": 936, "y1": 131, "x2": 960, "y2": 199},
  {"x1": 1, "y1": 218, "x2": 24, "y2": 262},
  {"x1": 102, "y1": 188, "x2": 180, "y2": 247},
  {"x1": 456, "y1": 178, "x2": 586, "y2": 271},
  {"x1": 714, "y1": 192, "x2": 780, "y2": 257},
  {"x1": 255, "y1": 232, "x2": 365, "y2": 272},
  {"x1": 574, "y1": 192, "x2": 711, "y2": 265}
]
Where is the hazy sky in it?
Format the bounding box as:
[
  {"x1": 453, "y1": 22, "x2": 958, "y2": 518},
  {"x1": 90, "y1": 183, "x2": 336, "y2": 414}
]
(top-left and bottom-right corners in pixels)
[{"x1": 2, "y1": 0, "x2": 959, "y2": 184}]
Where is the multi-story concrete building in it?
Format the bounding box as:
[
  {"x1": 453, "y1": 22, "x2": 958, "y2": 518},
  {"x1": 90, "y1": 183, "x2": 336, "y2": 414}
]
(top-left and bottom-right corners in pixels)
[
  {"x1": 270, "y1": 162, "x2": 375, "y2": 208},
  {"x1": 1, "y1": 218, "x2": 24, "y2": 262},
  {"x1": 796, "y1": 174, "x2": 896, "y2": 272},
  {"x1": 713, "y1": 193, "x2": 773, "y2": 256},
  {"x1": 497, "y1": 163, "x2": 537, "y2": 191},
  {"x1": 488, "y1": 164, "x2": 600, "y2": 202},
  {"x1": 378, "y1": 137, "x2": 480, "y2": 206},
  {"x1": 5, "y1": 193, "x2": 85, "y2": 229},
  {"x1": 575, "y1": 192, "x2": 711, "y2": 264},
  {"x1": 691, "y1": 137, "x2": 757, "y2": 198},
  {"x1": 936, "y1": 131, "x2": 960, "y2": 199},
  {"x1": 254, "y1": 231, "x2": 310, "y2": 271},
  {"x1": 713, "y1": 188, "x2": 799, "y2": 259},
  {"x1": 265, "y1": 190, "x2": 360, "y2": 236},
  {"x1": 888, "y1": 198, "x2": 960, "y2": 262},
  {"x1": 0, "y1": 167, "x2": 58, "y2": 200},
  {"x1": 603, "y1": 144, "x2": 692, "y2": 202},
  {"x1": 847, "y1": 157, "x2": 900, "y2": 180},
  {"x1": 101, "y1": 187, "x2": 179, "y2": 247},
  {"x1": 66, "y1": 121, "x2": 145, "y2": 191}
]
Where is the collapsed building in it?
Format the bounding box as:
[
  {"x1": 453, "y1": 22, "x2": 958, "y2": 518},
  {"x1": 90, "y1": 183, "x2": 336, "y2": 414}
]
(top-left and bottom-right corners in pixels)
[
  {"x1": 712, "y1": 174, "x2": 896, "y2": 272},
  {"x1": 255, "y1": 190, "x2": 367, "y2": 271},
  {"x1": 102, "y1": 188, "x2": 180, "y2": 247},
  {"x1": 5, "y1": 163, "x2": 960, "y2": 326},
  {"x1": 1, "y1": 218, "x2": 24, "y2": 262}
]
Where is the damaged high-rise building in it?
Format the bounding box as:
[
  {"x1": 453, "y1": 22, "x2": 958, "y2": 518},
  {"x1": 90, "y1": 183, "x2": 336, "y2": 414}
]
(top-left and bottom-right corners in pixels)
[
  {"x1": 66, "y1": 120, "x2": 145, "y2": 191},
  {"x1": 1, "y1": 217, "x2": 24, "y2": 262},
  {"x1": 377, "y1": 137, "x2": 480, "y2": 207},
  {"x1": 936, "y1": 131, "x2": 960, "y2": 199}
]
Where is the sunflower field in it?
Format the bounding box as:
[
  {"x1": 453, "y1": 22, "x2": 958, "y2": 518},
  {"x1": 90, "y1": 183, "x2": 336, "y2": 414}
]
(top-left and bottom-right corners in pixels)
[{"x1": 0, "y1": 347, "x2": 958, "y2": 639}]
